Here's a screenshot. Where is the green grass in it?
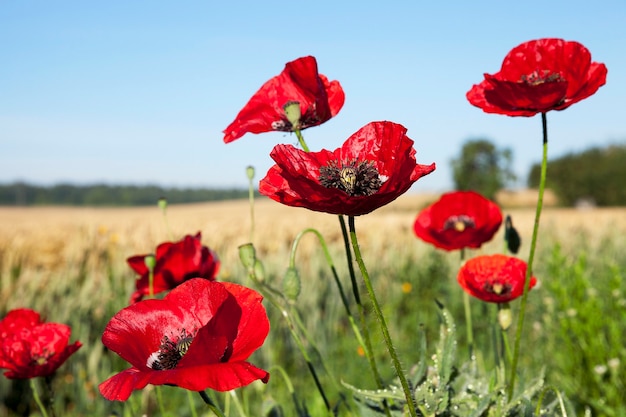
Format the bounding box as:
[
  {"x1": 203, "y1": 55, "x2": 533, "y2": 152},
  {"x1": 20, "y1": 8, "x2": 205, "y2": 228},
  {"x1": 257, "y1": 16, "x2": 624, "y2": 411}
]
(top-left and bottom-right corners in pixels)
[{"x1": 0, "y1": 222, "x2": 624, "y2": 417}]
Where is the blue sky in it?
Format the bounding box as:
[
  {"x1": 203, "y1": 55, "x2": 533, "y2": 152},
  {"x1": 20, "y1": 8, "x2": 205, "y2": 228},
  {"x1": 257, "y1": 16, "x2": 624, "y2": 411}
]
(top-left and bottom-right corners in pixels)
[{"x1": 2, "y1": 1, "x2": 625, "y2": 192}]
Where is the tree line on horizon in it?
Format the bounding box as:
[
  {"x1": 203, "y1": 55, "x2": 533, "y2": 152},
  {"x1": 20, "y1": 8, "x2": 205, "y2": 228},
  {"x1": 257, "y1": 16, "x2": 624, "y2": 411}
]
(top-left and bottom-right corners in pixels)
[
  {"x1": 2, "y1": 141, "x2": 624, "y2": 207},
  {"x1": 0, "y1": 183, "x2": 256, "y2": 206},
  {"x1": 452, "y1": 139, "x2": 625, "y2": 207}
]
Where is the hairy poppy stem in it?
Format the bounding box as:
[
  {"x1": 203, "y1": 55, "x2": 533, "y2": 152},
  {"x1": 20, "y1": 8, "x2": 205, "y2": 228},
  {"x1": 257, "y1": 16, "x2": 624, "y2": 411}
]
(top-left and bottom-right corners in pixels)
[
  {"x1": 508, "y1": 112, "x2": 549, "y2": 399},
  {"x1": 290, "y1": 228, "x2": 369, "y2": 355},
  {"x1": 246, "y1": 165, "x2": 256, "y2": 243},
  {"x1": 30, "y1": 378, "x2": 50, "y2": 417},
  {"x1": 187, "y1": 389, "x2": 198, "y2": 417},
  {"x1": 199, "y1": 390, "x2": 226, "y2": 417},
  {"x1": 460, "y1": 248, "x2": 474, "y2": 359},
  {"x1": 339, "y1": 215, "x2": 393, "y2": 417},
  {"x1": 348, "y1": 216, "x2": 418, "y2": 417},
  {"x1": 294, "y1": 129, "x2": 310, "y2": 152},
  {"x1": 239, "y1": 244, "x2": 333, "y2": 411}
]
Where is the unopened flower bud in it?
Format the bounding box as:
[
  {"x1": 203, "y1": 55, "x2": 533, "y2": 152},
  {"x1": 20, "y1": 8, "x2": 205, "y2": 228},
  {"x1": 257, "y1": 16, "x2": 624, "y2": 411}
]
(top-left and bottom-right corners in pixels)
[
  {"x1": 238, "y1": 243, "x2": 256, "y2": 269},
  {"x1": 246, "y1": 166, "x2": 255, "y2": 181},
  {"x1": 282, "y1": 267, "x2": 301, "y2": 302},
  {"x1": 498, "y1": 304, "x2": 513, "y2": 330},
  {"x1": 158, "y1": 197, "x2": 168, "y2": 212}
]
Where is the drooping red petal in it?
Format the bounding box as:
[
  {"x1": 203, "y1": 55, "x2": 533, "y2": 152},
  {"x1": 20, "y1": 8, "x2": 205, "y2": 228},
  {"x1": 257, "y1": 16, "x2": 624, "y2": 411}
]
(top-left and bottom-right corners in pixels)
[
  {"x1": 223, "y1": 56, "x2": 344, "y2": 143},
  {"x1": 467, "y1": 38, "x2": 607, "y2": 116}
]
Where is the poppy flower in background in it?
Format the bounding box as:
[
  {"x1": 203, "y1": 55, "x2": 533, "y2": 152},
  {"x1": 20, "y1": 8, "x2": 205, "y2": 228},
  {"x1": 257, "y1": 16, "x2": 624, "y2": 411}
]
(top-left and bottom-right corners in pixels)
[
  {"x1": 99, "y1": 278, "x2": 270, "y2": 401},
  {"x1": 223, "y1": 55, "x2": 345, "y2": 143},
  {"x1": 0, "y1": 309, "x2": 81, "y2": 379},
  {"x1": 259, "y1": 121, "x2": 436, "y2": 216},
  {"x1": 128, "y1": 232, "x2": 220, "y2": 303},
  {"x1": 467, "y1": 38, "x2": 607, "y2": 116},
  {"x1": 413, "y1": 191, "x2": 503, "y2": 251},
  {"x1": 457, "y1": 254, "x2": 537, "y2": 303}
]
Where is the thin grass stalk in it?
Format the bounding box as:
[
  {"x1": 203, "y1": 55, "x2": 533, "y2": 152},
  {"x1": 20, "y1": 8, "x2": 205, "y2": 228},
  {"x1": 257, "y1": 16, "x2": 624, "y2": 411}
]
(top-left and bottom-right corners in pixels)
[
  {"x1": 508, "y1": 112, "x2": 549, "y2": 398},
  {"x1": 348, "y1": 216, "x2": 417, "y2": 417}
]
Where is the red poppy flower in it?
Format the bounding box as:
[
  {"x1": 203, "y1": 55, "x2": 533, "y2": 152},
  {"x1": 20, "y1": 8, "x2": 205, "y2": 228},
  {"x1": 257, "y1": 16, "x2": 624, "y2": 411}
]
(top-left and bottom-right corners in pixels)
[
  {"x1": 223, "y1": 55, "x2": 345, "y2": 143},
  {"x1": 0, "y1": 309, "x2": 81, "y2": 379},
  {"x1": 128, "y1": 232, "x2": 220, "y2": 303},
  {"x1": 457, "y1": 255, "x2": 537, "y2": 303},
  {"x1": 259, "y1": 121, "x2": 436, "y2": 216},
  {"x1": 99, "y1": 278, "x2": 270, "y2": 401},
  {"x1": 467, "y1": 38, "x2": 607, "y2": 116},
  {"x1": 413, "y1": 191, "x2": 502, "y2": 251}
]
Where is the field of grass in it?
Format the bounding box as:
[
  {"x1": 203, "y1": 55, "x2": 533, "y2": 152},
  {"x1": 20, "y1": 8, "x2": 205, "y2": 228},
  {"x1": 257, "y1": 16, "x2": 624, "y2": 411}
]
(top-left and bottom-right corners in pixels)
[{"x1": 0, "y1": 193, "x2": 625, "y2": 416}]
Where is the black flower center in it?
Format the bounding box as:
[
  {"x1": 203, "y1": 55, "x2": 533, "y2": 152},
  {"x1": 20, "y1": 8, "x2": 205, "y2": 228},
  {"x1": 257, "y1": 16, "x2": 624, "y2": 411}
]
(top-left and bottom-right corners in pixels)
[
  {"x1": 319, "y1": 159, "x2": 382, "y2": 197},
  {"x1": 483, "y1": 281, "x2": 512, "y2": 296},
  {"x1": 443, "y1": 215, "x2": 476, "y2": 232},
  {"x1": 147, "y1": 329, "x2": 195, "y2": 370},
  {"x1": 520, "y1": 70, "x2": 565, "y2": 86},
  {"x1": 271, "y1": 101, "x2": 322, "y2": 132}
]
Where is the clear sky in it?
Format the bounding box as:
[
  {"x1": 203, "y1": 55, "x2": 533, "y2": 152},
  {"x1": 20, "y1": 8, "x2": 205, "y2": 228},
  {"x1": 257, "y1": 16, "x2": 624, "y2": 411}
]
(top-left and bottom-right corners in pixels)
[{"x1": 2, "y1": 1, "x2": 625, "y2": 192}]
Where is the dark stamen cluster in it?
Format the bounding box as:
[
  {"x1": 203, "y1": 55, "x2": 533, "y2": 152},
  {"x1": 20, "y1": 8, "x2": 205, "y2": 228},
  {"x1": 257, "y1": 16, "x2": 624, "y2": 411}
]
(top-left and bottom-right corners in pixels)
[
  {"x1": 520, "y1": 70, "x2": 565, "y2": 85},
  {"x1": 443, "y1": 215, "x2": 476, "y2": 232},
  {"x1": 319, "y1": 159, "x2": 382, "y2": 197},
  {"x1": 148, "y1": 329, "x2": 195, "y2": 370},
  {"x1": 483, "y1": 281, "x2": 512, "y2": 296},
  {"x1": 271, "y1": 102, "x2": 321, "y2": 131}
]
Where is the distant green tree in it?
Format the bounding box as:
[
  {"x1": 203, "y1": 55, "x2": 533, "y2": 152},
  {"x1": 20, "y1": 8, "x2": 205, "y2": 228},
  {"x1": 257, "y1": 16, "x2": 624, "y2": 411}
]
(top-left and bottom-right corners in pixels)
[
  {"x1": 451, "y1": 139, "x2": 516, "y2": 200},
  {"x1": 528, "y1": 143, "x2": 626, "y2": 206}
]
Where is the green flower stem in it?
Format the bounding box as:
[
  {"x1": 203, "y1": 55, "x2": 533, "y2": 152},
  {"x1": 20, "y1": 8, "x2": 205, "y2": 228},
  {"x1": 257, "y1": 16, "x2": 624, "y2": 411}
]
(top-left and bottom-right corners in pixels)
[
  {"x1": 460, "y1": 248, "x2": 474, "y2": 359},
  {"x1": 156, "y1": 386, "x2": 166, "y2": 416},
  {"x1": 294, "y1": 129, "x2": 310, "y2": 152},
  {"x1": 348, "y1": 216, "x2": 417, "y2": 417},
  {"x1": 30, "y1": 378, "x2": 50, "y2": 417},
  {"x1": 289, "y1": 228, "x2": 367, "y2": 351},
  {"x1": 339, "y1": 215, "x2": 393, "y2": 417},
  {"x1": 246, "y1": 166, "x2": 256, "y2": 243},
  {"x1": 507, "y1": 112, "x2": 549, "y2": 399},
  {"x1": 241, "y1": 246, "x2": 332, "y2": 412},
  {"x1": 187, "y1": 389, "x2": 198, "y2": 417},
  {"x1": 229, "y1": 390, "x2": 248, "y2": 417},
  {"x1": 199, "y1": 391, "x2": 226, "y2": 417}
]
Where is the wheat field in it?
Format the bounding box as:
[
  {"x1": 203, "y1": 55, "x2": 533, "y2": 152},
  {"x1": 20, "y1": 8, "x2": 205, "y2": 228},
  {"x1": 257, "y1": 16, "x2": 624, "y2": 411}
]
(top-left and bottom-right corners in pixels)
[
  {"x1": 0, "y1": 192, "x2": 625, "y2": 416},
  {"x1": 0, "y1": 191, "x2": 623, "y2": 270}
]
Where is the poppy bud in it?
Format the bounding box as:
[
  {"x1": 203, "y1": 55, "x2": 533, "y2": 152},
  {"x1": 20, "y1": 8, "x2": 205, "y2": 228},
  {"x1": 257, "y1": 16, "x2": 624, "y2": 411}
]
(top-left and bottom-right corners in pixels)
[
  {"x1": 505, "y1": 215, "x2": 521, "y2": 254},
  {"x1": 238, "y1": 243, "x2": 257, "y2": 269},
  {"x1": 498, "y1": 304, "x2": 513, "y2": 330},
  {"x1": 158, "y1": 197, "x2": 168, "y2": 212},
  {"x1": 282, "y1": 267, "x2": 301, "y2": 302},
  {"x1": 254, "y1": 259, "x2": 266, "y2": 283},
  {"x1": 246, "y1": 165, "x2": 255, "y2": 181}
]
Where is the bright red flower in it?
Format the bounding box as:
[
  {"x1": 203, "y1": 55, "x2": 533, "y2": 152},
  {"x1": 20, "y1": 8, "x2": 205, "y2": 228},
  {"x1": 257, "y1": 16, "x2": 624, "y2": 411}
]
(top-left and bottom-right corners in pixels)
[
  {"x1": 99, "y1": 278, "x2": 270, "y2": 401},
  {"x1": 457, "y1": 255, "x2": 537, "y2": 303},
  {"x1": 413, "y1": 191, "x2": 502, "y2": 251},
  {"x1": 467, "y1": 38, "x2": 607, "y2": 116},
  {"x1": 223, "y1": 55, "x2": 345, "y2": 143},
  {"x1": 259, "y1": 121, "x2": 436, "y2": 216},
  {"x1": 127, "y1": 232, "x2": 220, "y2": 303},
  {"x1": 0, "y1": 309, "x2": 81, "y2": 379}
]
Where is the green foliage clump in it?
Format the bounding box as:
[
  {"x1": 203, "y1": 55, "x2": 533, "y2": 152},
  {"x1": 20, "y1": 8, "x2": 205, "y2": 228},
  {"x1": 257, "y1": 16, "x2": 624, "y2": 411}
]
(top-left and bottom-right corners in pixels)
[
  {"x1": 527, "y1": 143, "x2": 626, "y2": 206},
  {"x1": 451, "y1": 139, "x2": 516, "y2": 200}
]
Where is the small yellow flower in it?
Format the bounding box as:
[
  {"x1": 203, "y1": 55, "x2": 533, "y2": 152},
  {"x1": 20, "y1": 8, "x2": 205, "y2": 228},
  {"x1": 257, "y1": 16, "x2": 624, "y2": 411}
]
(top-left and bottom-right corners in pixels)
[
  {"x1": 401, "y1": 282, "x2": 412, "y2": 294},
  {"x1": 356, "y1": 346, "x2": 365, "y2": 357}
]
